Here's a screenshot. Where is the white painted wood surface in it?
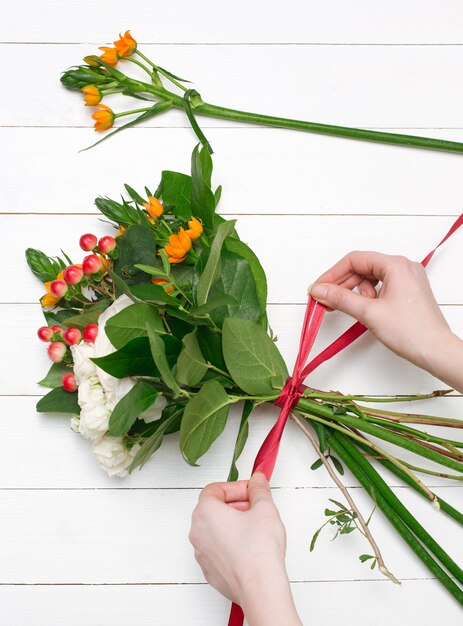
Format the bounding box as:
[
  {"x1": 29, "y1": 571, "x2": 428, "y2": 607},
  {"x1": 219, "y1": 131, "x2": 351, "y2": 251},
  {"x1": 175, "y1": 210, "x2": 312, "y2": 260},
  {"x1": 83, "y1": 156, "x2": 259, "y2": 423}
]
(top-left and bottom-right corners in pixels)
[{"x1": 1, "y1": 2, "x2": 462, "y2": 624}]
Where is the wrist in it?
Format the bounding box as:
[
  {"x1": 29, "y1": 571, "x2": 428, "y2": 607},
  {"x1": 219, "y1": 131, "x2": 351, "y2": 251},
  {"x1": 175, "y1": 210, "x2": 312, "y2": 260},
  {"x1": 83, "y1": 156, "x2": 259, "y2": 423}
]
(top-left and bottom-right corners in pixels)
[
  {"x1": 421, "y1": 328, "x2": 463, "y2": 393},
  {"x1": 238, "y1": 558, "x2": 302, "y2": 626}
]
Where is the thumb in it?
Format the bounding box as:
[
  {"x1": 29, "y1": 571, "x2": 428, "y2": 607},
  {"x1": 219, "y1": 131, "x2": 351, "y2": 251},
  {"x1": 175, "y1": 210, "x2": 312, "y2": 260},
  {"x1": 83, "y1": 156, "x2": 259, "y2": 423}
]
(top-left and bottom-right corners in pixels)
[
  {"x1": 310, "y1": 282, "x2": 370, "y2": 322},
  {"x1": 248, "y1": 472, "x2": 272, "y2": 507}
]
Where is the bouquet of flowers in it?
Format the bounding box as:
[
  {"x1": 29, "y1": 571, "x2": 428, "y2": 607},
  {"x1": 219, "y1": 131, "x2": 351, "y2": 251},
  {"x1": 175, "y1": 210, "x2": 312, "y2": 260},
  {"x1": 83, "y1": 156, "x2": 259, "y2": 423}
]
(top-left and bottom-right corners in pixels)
[{"x1": 25, "y1": 30, "x2": 463, "y2": 609}]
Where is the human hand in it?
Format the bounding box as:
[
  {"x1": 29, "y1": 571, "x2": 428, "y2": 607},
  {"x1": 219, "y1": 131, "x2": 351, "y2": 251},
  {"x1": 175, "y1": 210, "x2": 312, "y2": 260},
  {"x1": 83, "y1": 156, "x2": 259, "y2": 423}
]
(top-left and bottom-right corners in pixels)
[
  {"x1": 309, "y1": 251, "x2": 452, "y2": 374},
  {"x1": 189, "y1": 473, "x2": 302, "y2": 625}
]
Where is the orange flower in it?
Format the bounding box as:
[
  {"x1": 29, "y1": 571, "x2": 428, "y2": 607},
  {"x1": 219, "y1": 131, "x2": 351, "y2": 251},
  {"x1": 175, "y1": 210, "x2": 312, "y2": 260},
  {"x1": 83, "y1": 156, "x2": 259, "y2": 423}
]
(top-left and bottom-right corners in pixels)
[
  {"x1": 143, "y1": 196, "x2": 164, "y2": 219},
  {"x1": 115, "y1": 225, "x2": 126, "y2": 237},
  {"x1": 82, "y1": 85, "x2": 102, "y2": 106},
  {"x1": 185, "y1": 216, "x2": 203, "y2": 241},
  {"x1": 163, "y1": 228, "x2": 192, "y2": 264},
  {"x1": 91, "y1": 104, "x2": 115, "y2": 132},
  {"x1": 113, "y1": 30, "x2": 137, "y2": 57},
  {"x1": 99, "y1": 255, "x2": 110, "y2": 274},
  {"x1": 98, "y1": 46, "x2": 119, "y2": 66},
  {"x1": 42, "y1": 271, "x2": 64, "y2": 308},
  {"x1": 151, "y1": 277, "x2": 174, "y2": 293}
]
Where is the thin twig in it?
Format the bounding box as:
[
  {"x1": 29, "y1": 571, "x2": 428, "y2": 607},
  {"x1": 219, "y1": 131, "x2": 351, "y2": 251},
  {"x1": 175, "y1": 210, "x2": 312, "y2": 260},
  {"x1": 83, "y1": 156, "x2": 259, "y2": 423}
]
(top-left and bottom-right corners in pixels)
[{"x1": 290, "y1": 412, "x2": 400, "y2": 585}]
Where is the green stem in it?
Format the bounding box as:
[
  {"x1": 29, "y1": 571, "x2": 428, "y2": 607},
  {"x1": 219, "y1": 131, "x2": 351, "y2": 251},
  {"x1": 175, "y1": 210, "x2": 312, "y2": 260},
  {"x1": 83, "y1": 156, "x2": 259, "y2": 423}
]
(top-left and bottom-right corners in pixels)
[
  {"x1": 123, "y1": 56, "x2": 153, "y2": 77},
  {"x1": 297, "y1": 399, "x2": 463, "y2": 474},
  {"x1": 196, "y1": 102, "x2": 463, "y2": 155},
  {"x1": 304, "y1": 390, "x2": 450, "y2": 403},
  {"x1": 330, "y1": 432, "x2": 463, "y2": 601},
  {"x1": 364, "y1": 447, "x2": 463, "y2": 525},
  {"x1": 115, "y1": 107, "x2": 152, "y2": 118},
  {"x1": 135, "y1": 50, "x2": 188, "y2": 92}
]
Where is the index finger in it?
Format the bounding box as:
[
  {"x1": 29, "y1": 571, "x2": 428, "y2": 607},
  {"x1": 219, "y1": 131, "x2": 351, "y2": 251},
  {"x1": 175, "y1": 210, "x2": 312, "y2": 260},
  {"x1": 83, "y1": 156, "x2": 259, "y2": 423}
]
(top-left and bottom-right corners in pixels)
[
  {"x1": 315, "y1": 251, "x2": 393, "y2": 285},
  {"x1": 199, "y1": 480, "x2": 250, "y2": 504}
]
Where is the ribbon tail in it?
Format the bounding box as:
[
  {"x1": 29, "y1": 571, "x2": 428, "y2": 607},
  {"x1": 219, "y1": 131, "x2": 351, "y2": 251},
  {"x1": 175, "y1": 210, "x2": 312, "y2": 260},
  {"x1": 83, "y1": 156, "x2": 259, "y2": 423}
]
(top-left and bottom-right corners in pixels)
[{"x1": 228, "y1": 602, "x2": 244, "y2": 626}]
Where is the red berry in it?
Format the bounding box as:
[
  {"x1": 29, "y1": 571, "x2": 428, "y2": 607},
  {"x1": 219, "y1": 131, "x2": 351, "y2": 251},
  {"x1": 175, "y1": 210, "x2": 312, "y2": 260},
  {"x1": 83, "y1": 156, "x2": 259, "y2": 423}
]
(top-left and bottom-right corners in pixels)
[
  {"x1": 98, "y1": 235, "x2": 116, "y2": 254},
  {"x1": 62, "y1": 372, "x2": 77, "y2": 393},
  {"x1": 48, "y1": 341, "x2": 67, "y2": 363},
  {"x1": 50, "y1": 279, "x2": 68, "y2": 298},
  {"x1": 82, "y1": 254, "x2": 103, "y2": 275},
  {"x1": 79, "y1": 233, "x2": 98, "y2": 252},
  {"x1": 63, "y1": 327, "x2": 82, "y2": 345},
  {"x1": 83, "y1": 324, "x2": 98, "y2": 343},
  {"x1": 37, "y1": 326, "x2": 53, "y2": 342},
  {"x1": 64, "y1": 265, "x2": 84, "y2": 285},
  {"x1": 51, "y1": 325, "x2": 64, "y2": 337}
]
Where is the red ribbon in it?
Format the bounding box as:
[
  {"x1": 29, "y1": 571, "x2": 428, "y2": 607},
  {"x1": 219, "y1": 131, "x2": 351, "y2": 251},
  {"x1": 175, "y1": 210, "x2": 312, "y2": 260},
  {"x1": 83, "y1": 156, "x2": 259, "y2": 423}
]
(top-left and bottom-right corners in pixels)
[{"x1": 228, "y1": 213, "x2": 463, "y2": 626}]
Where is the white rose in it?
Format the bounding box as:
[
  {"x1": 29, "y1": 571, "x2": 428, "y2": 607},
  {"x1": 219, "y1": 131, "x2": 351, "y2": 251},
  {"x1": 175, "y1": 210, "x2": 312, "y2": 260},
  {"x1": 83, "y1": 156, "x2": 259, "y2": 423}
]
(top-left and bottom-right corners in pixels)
[
  {"x1": 70, "y1": 341, "x2": 97, "y2": 384},
  {"x1": 140, "y1": 394, "x2": 168, "y2": 423},
  {"x1": 78, "y1": 377, "x2": 112, "y2": 440},
  {"x1": 92, "y1": 435, "x2": 141, "y2": 478},
  {"x1": 94, "y1": 294, "x2": 134, "y2": 406}
]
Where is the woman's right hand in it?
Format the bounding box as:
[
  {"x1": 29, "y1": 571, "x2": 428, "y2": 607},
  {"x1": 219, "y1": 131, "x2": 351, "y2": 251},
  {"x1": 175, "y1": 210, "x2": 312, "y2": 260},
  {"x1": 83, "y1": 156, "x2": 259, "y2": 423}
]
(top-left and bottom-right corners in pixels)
[{"x1": 309, "y1": 251, "x2": 463, "y2": 390}]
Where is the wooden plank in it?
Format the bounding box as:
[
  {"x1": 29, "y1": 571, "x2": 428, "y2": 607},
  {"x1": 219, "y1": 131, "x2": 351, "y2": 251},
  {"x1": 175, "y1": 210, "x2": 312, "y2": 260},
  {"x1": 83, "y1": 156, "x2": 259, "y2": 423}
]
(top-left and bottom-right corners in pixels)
[
  {"x1": 4, "y1": 303, "x2": 463, "y2": 396},
  {"x1": 1, "y1": 395, "x2": 462, "y2": 489},
  {"x1": 3, "y1": 128, "x2": 463, "y2": 215},
  {"x1": 3, "y1": 44, "x2": 463, "y2": 128},
  {"x1": 10, "y1": 214, "x2": 463, "y2": 304},
  {"x1": 0, "y1": 487, "x2": 461, "y2": 583},
  {"x1": 2, "y1": 1, "x2": 463, "y2": 44},
  {"x1": 1, "y1": 578, "x2": 461, "y2": 625}
]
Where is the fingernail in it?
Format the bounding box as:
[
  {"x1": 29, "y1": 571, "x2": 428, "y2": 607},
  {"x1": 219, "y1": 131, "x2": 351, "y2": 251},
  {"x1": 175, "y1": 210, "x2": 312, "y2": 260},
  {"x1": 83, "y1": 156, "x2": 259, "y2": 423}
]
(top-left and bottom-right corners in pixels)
[{"x1": 310, "y1": 283, "x2": 328, "y2": 300}]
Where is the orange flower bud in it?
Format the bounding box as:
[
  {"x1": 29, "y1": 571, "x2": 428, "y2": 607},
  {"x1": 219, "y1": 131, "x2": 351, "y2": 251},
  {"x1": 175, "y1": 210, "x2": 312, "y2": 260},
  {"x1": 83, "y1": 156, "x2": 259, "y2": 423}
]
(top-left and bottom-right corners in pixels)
[
  {"x1": 91, "y1": 104, "x2": 115, "y2": 132},
  {"x1": 82, "y1": 84, "x2": 102, "y2": 106},
  {"x1": 115, "y1": 225, "x2": 126, "y2": 238},
  {"x1": 151, "y1": 278, "x2": 174, "y2": 293},
  {"x1": 143, "y1": 196, "x2": 164, "y2": 219},
  {"x1": 113, "y1": 30, "x2": 137, "y2": 58},
  {"x1": 163, "y1": 228, "x2": 192, "y2": 264},
  {"x1": 98, "y1": 46, "x2": 119, "y2": 66},
  {"x1": 185, "y1": 216, "x2": 203, "y2": 241},
  {"x1": 83, "y1": 55, "x2": 101, "y2": 67}
]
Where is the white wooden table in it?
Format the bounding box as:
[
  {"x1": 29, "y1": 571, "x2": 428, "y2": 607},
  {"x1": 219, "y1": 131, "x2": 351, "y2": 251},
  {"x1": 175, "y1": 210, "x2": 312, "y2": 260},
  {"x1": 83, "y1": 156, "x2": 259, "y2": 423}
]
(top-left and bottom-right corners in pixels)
[{"x1": 1, "y1": 2, "x2": 462, "y2": 623}]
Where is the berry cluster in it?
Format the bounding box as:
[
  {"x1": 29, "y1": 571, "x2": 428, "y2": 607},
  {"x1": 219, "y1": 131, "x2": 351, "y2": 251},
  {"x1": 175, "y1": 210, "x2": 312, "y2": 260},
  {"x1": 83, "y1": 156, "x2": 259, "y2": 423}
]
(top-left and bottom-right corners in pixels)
[{"x1": 37, "y1": 323, "x2": 99, "y2": 393}]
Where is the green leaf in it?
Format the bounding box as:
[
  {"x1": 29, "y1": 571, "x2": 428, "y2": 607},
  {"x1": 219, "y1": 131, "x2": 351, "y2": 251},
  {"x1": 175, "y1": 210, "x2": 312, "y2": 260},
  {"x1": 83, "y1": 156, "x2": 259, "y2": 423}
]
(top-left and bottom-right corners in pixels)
[
  {"x1": 95, "y1": 196, "x2": 140, "y2": 226},
  {"x1": 36, "y1": 387, "x2": 80, "y2": 414},
  {"x1": 180, "y1": 380, "x2": 231, "y2": 464},
  {"x1": 161, "y1": 171, "x2": 192, "y2": 219},
  {"x1": 206, "y1": 250, "x2": 261, "y2": 327},
  {"x1": 105, "y1": 303, "x2": 164, "y2": 349},
  {"x1": 37, "y1": 362, "x2": 69, "y2": 389},
  {"x1": 190, "y1": 294, "x2": 237, "y2": 316},
  {"x1": 196, "y1": 327, "x2": 227, "y2": 371},
  {"x1": 92, "y1": 335, "x2": 181, "y2": 379},
  {"x1": 129, "y1": 411, "x2": 181, "y2": 472},
  {"x1": 124, "y1": 184, "x2": 147, "y2": 205},
  {"x1": 228, "y1": 400, "x2": 254, "y2": 481},
  {"x1": 310, "y1": 526, "x2": 323, "y2": 552},
  {"x1": 225, "y1": 238, "x2": 268, "y2": 326},
  {"x1": 104, "y1": 267, "x2": 139, "y2": 302},
  {"x1": 330, "y1": 455, "x2": 345, "y2": 475},
  {"x1": 359, "y1": 554, "x2": 375, "y2": 563},
  {"x1": 63, "y1": 299, "x2": 111, "y2": 329},
  {"x1": 222, "y1": 318, "x2": 287, "y2": 395},
  {"x1": 108, "y1": 381, "x2": 160, "y2": 437},
  {"x1": 183, "y1": 90, "x2": 213, "y2": 154},
  {"x1": 26, "y1": 248, "x2": 65, "y2": 282},
  {"x1": 329, "y1": 499, "x2": 348, "y2": 511},
  {"x1": 147, "y1": 326, "x2": 184, "y2": 397},
  {"x1": 92, "y1": 337, "x2": 156, "y2": 378},
  {"x1": 176, "y1": 330, "x2": 208, "y2": 386},
  {"x1": 214, "y1": 185, "x2": 222, "y2": 206},
  {"x1": 44, "y1": 308, "x2": 81, "y2": 327},
  {"x1": 196, "y1": 220, "x2": 236, "y2": 306},
  {"x1": 310, "y1": 458, "x2": 323, "y2": 471},
  {"x1": 130, "y1": 282, "x2": 180, "y2": 306},
  {"x1": 113, "y1": 225, "x2": 158, "y2": 285},
  {"x1": 190, "y1": 145, "x2": 216, "y2": 232}
]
